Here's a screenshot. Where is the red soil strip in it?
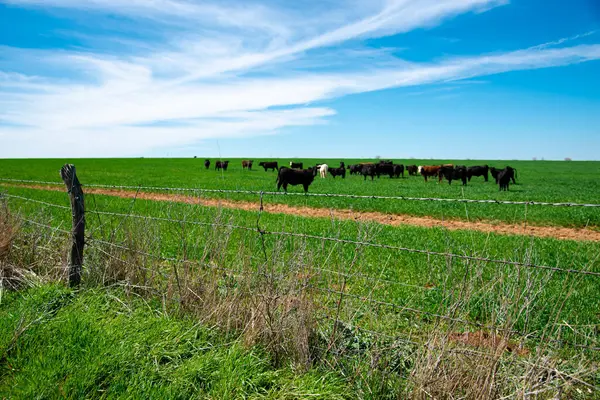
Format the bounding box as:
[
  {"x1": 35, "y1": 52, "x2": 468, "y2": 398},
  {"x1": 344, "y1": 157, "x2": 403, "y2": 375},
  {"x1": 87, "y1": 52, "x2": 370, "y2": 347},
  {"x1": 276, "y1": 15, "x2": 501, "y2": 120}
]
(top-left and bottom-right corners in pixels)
[
  {"x1": 447, "y1": 331, "x2": 530, "y2": 356},
  {"x1": 5, "y1": 183, "x2": 600, "y2": 242}
]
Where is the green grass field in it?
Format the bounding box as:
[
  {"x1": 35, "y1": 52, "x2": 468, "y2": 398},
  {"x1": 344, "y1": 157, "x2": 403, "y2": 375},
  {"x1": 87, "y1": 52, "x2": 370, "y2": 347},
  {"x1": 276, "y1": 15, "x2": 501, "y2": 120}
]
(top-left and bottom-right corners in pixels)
[
  {"x1": 4, "y1": 186, "x2": 599, "y2": 349},
  {"x1": 0, "y1": 285, "x2": 348, "y2": 399},
  {"x1": 1, "y1": 158, "x2": 599, "y2": 228},
  {"x1": 2, "y1": 158, "x2": 600, "y2": 397}
]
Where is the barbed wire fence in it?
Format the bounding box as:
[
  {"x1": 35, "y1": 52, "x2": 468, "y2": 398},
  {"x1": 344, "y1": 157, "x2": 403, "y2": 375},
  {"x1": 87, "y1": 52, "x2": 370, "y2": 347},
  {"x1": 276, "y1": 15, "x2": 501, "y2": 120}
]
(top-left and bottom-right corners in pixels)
[
  {"x1": 2, "y1": 177, "x2": 600, "y2": 207},
  {"x1": 1, "y1": 173, "x2": 600, "y2": 393}
]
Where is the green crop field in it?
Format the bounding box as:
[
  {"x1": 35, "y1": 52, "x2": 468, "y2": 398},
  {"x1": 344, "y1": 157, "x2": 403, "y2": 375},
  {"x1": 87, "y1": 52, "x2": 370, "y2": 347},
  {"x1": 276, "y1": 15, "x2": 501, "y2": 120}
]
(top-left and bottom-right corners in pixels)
[
  {"x1": 1, "y1": 158, "x2": 599, "y2": 228},
  {"x1": 2, "y1": 159, "x2": 600, "y2": 397}
]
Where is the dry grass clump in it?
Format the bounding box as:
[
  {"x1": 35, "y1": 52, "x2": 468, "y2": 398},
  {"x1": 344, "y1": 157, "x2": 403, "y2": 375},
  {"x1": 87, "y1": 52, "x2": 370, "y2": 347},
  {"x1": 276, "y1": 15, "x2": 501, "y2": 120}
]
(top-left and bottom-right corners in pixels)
[
  {"x1": 1, "y1": 203, "x2": 23, "y2": 289},
  {"x1": 0, "y1": 203, "x2": 16, "y2": 260},
  {"x1": 82, "y1": 209, "x2": 319, "y2": 369},
  {"x1": 178, "y1": 230, "x2": 318, "y2": 368},
  {"x1": 405, "y1": 253, "x2": 597, "y2": 400}
]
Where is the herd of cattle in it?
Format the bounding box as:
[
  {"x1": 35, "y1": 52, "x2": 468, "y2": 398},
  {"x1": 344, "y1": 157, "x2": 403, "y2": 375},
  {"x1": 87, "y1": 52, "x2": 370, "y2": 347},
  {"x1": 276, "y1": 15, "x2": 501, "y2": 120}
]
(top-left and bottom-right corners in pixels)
[{"x1": 202, "y1": 159, "x2": 517, "y2": 193}]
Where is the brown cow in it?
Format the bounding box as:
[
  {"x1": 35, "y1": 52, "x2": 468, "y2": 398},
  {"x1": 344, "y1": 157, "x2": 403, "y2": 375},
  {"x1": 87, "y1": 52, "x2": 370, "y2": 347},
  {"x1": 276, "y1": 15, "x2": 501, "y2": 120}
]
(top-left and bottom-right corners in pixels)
[
  {"x1": 419, "y1": 165, "x2": 442, "y2": 182},
  {"x1": 242, "y1": 160, "x2": 253, "y2": 170}
]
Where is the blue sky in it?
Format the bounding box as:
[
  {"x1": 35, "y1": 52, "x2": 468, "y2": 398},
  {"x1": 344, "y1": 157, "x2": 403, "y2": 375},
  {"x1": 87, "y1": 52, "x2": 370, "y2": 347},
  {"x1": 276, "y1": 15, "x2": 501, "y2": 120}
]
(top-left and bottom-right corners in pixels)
[{"x1": 1, "y1": 0, "x2": 599, "y2": 160}]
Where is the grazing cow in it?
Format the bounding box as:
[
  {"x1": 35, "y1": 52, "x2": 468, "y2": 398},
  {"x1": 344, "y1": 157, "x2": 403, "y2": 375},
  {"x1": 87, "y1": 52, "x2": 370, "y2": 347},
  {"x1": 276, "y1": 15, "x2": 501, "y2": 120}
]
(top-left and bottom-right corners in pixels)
[
  {"x1": 347, "y1": 164, "x2": 361, "y2": 175},
  {"x1": 406, "y1": 165, "x2": 418, "y2": 176},
  {"x1": 319, "y1": 164, "x2": 329, "y2": 178},
  {"x1": 467, "y1": 165, "x2": 489, "y2": 182},
  {"x1": 439, "y1": 165, "x2": 467, "y2": 185},
  {"x1": 491, "y1": 166, "x2": 517, "y2": 184},
  {"x1": 329, "y1": 162, "x2": 346, "y2": 179},
  {"x1": 258, "y1": 161, "x2": 278, "y2": 172},
  {"x1": 361, "y1": 164, "x2": 376, "y2": 181},
  {"x1": 290, "y1": 162, "x2": 303, "y2": 169},
  {"x1": 375, "y1": 162, "x2": 394, "y2": 178},
  {"x1": 498, "y1": 167, "x2": 514, "y2": 191},
  {"x1": 204, "y1": 159, "x2": 210, "y2": 169},
  {"x1": 393, "y1": 164, "x2": 405, "y2": 178},
  {"x1": 276, "y1": 166, "x2": 318, "y2": 193},
  {"x1": 242, "y1": 160, "x2": 253, "y2": 170},
  {"x1": 419, "y1": 165, "x2": 442, "y2": 182},
  {"x1": 215, "y1": 160, "x2": 229, "y2": 171}
]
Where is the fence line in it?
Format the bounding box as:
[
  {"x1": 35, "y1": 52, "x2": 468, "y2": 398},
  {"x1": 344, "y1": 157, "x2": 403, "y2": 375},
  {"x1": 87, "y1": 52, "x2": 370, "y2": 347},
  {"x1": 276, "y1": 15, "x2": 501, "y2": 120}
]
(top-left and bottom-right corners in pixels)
[
  {"x1": 12, "y1": 213, "x2": 600, "y2": 352},
  {"x1": 3, "y1": 177, "x2": 600, "y2": 208},
  {"x1": 6, "y1": 193, "x2": 599, "y2": 277},
  {"x1": 14, "y1": 212, "x2": 438, "y2": 291},
  {"x1": 9, "y1": 216, "x2": 547, "y2": 339}
]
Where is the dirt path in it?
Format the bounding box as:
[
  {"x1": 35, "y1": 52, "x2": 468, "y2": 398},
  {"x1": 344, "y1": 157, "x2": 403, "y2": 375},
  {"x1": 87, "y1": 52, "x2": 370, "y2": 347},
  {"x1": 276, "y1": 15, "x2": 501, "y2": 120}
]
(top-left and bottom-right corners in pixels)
[{"x1": 5, "y1": 183, "x2": 600, "y2": 242}]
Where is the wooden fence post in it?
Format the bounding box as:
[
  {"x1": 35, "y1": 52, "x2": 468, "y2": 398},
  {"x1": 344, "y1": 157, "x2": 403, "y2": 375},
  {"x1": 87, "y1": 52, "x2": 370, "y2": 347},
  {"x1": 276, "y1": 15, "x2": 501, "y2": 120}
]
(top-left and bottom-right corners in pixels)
[{"x1": 60, "y1": 164, "x2": 85, "y2": 287}]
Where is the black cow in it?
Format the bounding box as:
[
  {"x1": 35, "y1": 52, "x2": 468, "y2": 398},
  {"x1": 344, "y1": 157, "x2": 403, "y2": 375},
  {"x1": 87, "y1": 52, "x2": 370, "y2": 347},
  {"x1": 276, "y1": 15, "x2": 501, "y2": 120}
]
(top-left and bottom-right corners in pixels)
[
  {"x1": 491, "y1": 166, "x2": 517, "y2": 184},
  {"x1": 361, "y1": 164, "x2": 376, "y2": 181},
  {"x1": 259, "y1": 161, "x2": 278, "y2": 172},
  {"x1": 215, "y1": 160, "x2": 229, "y2": 171},
  {"x1": 406, "y1": 165, "x2": 418, "y2": 176},
  {"x1": 347, "y1": 164, "x2": 361, "y2": 175},
  {"x1": 290, "y1": 162, "x2": 303, "y2": 169},
  {"x1": 467, "y1": 165, "x2": 489, "y2": 182},
  {"x1": 498, "y1": 167, "x2": 514, "y2": 191},
  {"x1": 439, "y1": 165, "x2": 467, "y2": 185},
  {"x1": 329, "y1": 162, "x2": 346, "y2": 179},
  {"x1": 204, "y1": 159, "x2": 210, "y2": 169},
  {"x1": 276, "y1": 166, "x2": 318, "y2": 193},
  {"x1": 375, "y1": 161, "x2": 396, "y2": 178},
  {"x1": 393, "y1": 164, "x2": 404, "y2": 178}
]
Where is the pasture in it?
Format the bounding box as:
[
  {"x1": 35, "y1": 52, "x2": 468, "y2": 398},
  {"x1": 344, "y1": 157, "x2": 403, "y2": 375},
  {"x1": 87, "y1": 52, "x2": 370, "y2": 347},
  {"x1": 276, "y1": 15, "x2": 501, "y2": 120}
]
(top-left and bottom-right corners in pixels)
[
  {"x1": 1, "y1": 158, "x2": 599, "y2": 228},
  {"x1": 1, "y1": 158, "x2": 600, "y2": 398}
]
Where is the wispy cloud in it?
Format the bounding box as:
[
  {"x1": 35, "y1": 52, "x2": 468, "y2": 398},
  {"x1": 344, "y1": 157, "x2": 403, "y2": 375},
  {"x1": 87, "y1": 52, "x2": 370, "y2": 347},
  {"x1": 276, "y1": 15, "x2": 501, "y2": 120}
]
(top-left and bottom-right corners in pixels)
[{"x1": 1, "y1": 0, "x2": 599, "y2": 157}]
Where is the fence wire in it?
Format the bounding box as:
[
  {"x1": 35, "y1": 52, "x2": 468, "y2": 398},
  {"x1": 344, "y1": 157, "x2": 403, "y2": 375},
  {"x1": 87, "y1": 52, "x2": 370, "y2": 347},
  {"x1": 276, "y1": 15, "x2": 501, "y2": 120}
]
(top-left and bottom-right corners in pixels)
[
  {"x1": 15, "y1": 215, "x2": 600, "y2": 352},
  {"x1": 5, "y1": 193, "x2": 599, "y2": 277},
  {"x1": 12, "y1": 213, "x2": 600, "y2": 353},
  {"x1": 2, "y1": 177, "x2": 600, "y2": 208}
]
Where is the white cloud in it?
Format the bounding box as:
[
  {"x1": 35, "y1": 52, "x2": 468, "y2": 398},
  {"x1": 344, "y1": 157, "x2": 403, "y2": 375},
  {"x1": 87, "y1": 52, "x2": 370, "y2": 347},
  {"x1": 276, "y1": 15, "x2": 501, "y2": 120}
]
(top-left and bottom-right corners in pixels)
[{"x1": 1, "y1": 0, "x2": 599, "y2": 157}]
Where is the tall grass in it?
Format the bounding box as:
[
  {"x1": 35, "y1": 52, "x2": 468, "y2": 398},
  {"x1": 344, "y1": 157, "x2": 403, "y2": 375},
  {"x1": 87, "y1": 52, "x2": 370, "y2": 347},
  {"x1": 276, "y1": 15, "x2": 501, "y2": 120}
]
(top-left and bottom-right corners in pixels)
[{"x1": 1, "y1": 201, "x2": 598, "y2": 399}]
